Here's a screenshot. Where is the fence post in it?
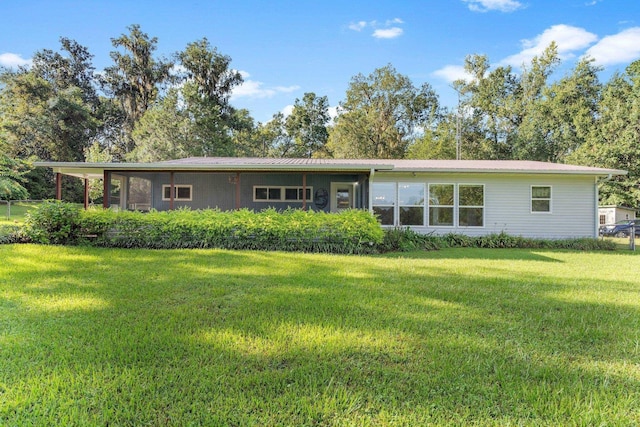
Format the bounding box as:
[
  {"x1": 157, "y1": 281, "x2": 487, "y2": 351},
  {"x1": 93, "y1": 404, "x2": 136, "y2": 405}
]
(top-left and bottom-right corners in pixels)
[{"x1": 6, "y1": 200, "x2": 10, "y2": 220}]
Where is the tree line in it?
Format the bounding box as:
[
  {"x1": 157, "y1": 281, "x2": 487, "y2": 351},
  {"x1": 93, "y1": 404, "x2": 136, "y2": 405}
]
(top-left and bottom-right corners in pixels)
[{"x1": 0, "y1": 24, "x2": 638, "y2": 208}]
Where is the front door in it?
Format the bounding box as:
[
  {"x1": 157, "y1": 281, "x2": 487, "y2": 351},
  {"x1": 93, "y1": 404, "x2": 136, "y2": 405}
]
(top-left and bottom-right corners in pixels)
[{"x1": 330, "y1": 182, "x2": 355, "y2": 212}]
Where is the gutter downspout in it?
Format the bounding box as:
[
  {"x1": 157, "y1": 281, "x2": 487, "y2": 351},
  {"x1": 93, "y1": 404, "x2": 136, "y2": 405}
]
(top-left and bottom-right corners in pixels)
[
  {"x1": 368, "y1": 168, "x2": 375, "y2": 214},
  {"x1": 595, "y1": 174, "x2": 613, "y2": 238}
]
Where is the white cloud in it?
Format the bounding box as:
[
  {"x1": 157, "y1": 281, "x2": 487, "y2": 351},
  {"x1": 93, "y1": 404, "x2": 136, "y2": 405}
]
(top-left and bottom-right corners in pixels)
[
  {"x1": 463, "y1": 0, "x2": 524, "y2": 12},
  {"x1": 0, "y1": 52, "x2": 31, "y2": 68},
  {"x1": 586, "y1": 27, "x2": 640, "y2": 66},
  {"x1": 328, "y1": 106, "x2": 339, "y2": 121},
  {"x1": 281, "y1": 104, "x2": 294, "y2": 117},
  {"x1": 500, "y1": 24, "x2": 598, "y2": 67},
  {"x1": 432, "y1": 65, "x2": 474, "y2": 83},
  {"x1": 231, "y1": 71, "x2": 300, "y2": 99},
  {"x1": 373, "y1": 27, "x2": 403, "y2": 39},
  {"x1": 348, "y1": 21, "x2": 367, "y2": 31},
  {"x1": 386, "y1": 18, "x2": 404, "y2": 26},
  {"x1": 347, "y1": 18, "x2": 405, "y2": 39}
]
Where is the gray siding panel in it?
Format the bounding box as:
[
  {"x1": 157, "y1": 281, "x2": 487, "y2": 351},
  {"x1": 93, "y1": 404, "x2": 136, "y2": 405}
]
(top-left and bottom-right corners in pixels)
[{"x1": 141, "y1": 172, "x2": 364, "y2": 212}]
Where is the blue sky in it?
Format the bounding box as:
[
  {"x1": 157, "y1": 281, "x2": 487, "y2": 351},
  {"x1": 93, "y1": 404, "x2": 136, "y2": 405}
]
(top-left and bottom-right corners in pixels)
[{"x1": 1, "y1": 0, "x2": 640, "y2": 123}]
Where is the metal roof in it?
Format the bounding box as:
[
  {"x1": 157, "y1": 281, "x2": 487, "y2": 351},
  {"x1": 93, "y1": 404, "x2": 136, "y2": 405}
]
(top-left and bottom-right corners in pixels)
[{"x1": 35, "y1": 157, "x2": 627, "y2": 179}]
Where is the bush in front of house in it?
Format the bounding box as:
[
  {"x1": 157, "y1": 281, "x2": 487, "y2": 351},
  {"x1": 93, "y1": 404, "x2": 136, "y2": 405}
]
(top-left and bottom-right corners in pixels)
[
  {"x1": 0, "y1": 224, "x2": 24, "y2": 244},
  {"x1": 19, "y1": 202, "x2": 615, "y2": 252},
  {"x1": 378, "y1": 229, "x2": 617, "y2": 252},
  {"x1": 23, "y1": 200, "x2": 82, "y2": 244},
  {"x1": 60, "y1": 205, "x2": 384, "y2": 254}
]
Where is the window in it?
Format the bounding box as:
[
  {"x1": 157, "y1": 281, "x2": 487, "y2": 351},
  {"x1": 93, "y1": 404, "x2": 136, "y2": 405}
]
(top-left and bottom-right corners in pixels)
[
  {"x1": 372, "y1": 182, "x2": 396, "y2": 225},
  {"x1": 531, "y1": 186, "x2": 551, "y2": 213},
  {"x1": 599, "y1": 214, "x2": 606, "y2": 225},
  {"x1": 399, "y1": 183, "x2": 425, "y2": 226},
  {"x1": 458, "y1": 185, "x2": 484, "y2": 227},
  {"x1": 429, "y1": 184, "x2": 454, "y2": 226},
  {"x1": 253, "y1": 186, "x2": 312, "y2": 202},
  {"x1": 162, "y1": 185, "x2": 192, "y2": 201}
]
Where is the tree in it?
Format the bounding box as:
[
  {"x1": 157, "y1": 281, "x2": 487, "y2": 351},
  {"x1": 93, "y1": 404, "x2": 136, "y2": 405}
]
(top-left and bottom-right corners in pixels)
[
  {"x1": 30, "y1": 37, "x2": 99, "y2": 106},
  {"x1": 129, "y1": 89, "x2": 193, "y2": 161},
  {"x1": 259, "y1": 112, "x2": 295, "y2": 157},
  {"x1": 0, "y1": 154, "x2": 29, "y2": 200},
  {"x1": 407, "y1": 109, "x2": 457, "y2": 159},
  {"x1": 177, "y1": 38, "x2": 242, "y2": 112},
  {"x1": 128, "y1": 37, "x2": 247, "y2": 161},
  {"x1": 515, "y1": 57, "x2": 602, "y2": 162},
  {"x1": 455, "y1": 44, "x2": 602, "y2": 162},
  {"x1": 328, "y1": 65, "x2": 439, "y2": 159},
  {"x1": 285, "y1": 93, "x2": 331, "y2": 158},
  {"x1": 83, "y1": 141, "x2": 112, "y2": 204},
  {"x1": 101, "y1": 24, "x2": 174, "y2": 156},
  {"x1": 569, "y1": 60, "x2": 640, "y2": 208},
  {"x1": 0, "y1": 37, "x2": 100, "y2": 163}
]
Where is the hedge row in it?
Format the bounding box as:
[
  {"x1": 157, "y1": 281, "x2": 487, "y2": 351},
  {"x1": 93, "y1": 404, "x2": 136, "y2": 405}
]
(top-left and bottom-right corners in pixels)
[
  {"x1": 380, "y1": 227, "x2": 617, "y2": 252},
  {"x1": 15, "y1": 201, "x2": 617, "y2": 253},
  {"x1": 23, "y1": 201, "x2": 384, "y2": 254}
]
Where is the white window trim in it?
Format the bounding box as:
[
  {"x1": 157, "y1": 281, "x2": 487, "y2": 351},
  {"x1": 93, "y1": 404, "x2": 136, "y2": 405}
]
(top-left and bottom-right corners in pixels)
[
  {"x1": 371, "y1": 182, "x2": 397, "y2": 226},
  {"x1": 253, "y1": 185, "x2": 313, "y2": 203},
  {"x1": 162, "y1": 184, "x2": 192, "y2": 201},
  {"x1": 458, "y1": 183, "x2": 485, "y2": 228},
  {"x1": 428, "y1": 183, "x2": 455, "y2": 228},
  {"x1": 531, "y1": 185, "x2": 552, "y2": 214},
  {"x1": 398, "y1": 182, "x2": 426, "y2": 226}
]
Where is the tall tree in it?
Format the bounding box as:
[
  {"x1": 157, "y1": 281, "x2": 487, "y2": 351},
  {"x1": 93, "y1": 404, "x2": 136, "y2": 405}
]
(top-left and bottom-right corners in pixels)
[
  {"x1": 407, "y1": 108, "x2": 457, "y2": 159},
  {"x1": 0, "y1": 38, "x2": 99, "y2": 163},
  {"x1": 101, "y1": 24, "x2": 174, "y2": 156},
  {"x1": 328, "y1": 64, "x2": 439, "y2": 159},
  {"x1": 515, "y1": 57, "x2": 602, "y2": 162},
  {"x1": 31, "y1": 37, "x2": 99, "y2": 106},
  {"x1": 260, "y1": 112, "x2": 295, "y2": 157},
  {"x1": 569, "y1": 60, "x2": 640, "y2": 207},
  {"x1": 129, "y1": 38, "x2": 248, "y2": 161},
  {"x1": 177, "y1": 38, "x2": 242, "y2": 112},
  {"x1": 285, "y1": 92, "x2": 330, "y2": 158}
]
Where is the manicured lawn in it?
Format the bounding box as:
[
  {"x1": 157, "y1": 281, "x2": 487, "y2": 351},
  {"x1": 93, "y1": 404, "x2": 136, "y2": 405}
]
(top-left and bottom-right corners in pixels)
[
  {"x1": 1, "y1": 245, "x2": 639, "y2": 426},
  {"x1": 0, "y1": 201, "x2": 42, "y2": 225}
]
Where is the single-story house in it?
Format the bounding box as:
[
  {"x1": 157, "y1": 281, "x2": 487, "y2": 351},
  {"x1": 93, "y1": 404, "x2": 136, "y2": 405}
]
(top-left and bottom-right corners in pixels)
[
  {"x1": 35, "y1": 157, "x2": 626, "y2": 239},
  {"x1": 598, "y1": 205, "x2": 637, "y2": 225}
]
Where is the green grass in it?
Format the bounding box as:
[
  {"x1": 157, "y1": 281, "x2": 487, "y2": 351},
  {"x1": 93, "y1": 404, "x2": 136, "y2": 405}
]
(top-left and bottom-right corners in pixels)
[
  {"x1": 0, "y1": 201, "x2": 42, "y2": 225},
  {"x1": 1, "y1": 245, "x2": 639, "y2": 426}
]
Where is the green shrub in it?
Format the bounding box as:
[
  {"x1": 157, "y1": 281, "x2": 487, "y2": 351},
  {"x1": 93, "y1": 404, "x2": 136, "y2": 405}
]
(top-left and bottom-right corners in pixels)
[
  {"x1": 78, "y1": 207, "x2": 384, "y2": 254},
  {"x1": 23, "y1": 201, "x2": 81, "y2": 244},
  {"x1": 0, "y1": 224, "x2": 23, "y2": 244},
  {"x1": 378, "y1": 228, "x2": 440, "y2": 252}
]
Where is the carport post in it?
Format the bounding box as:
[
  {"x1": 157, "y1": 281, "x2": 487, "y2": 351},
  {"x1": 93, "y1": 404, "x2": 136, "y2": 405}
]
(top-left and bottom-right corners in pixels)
[
  {"x1": 55, "y1": 172, "x2": 62, "y2": 200},
  {"x1": 83, "y1": 178, "x2": 89, "y2": 210}
]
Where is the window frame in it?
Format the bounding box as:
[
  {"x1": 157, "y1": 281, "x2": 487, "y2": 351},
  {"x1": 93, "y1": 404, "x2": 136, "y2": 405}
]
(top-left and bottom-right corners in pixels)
[
  {"x1": 371, "y1": 182, "x2": 397, "y2": 226},
  {"x1": 253, "y1": 185, "x2": 313, "y2": 203},
  {"x1": 531, "y1": 185, "x2": 552, "y2": 214},
  {"x1": 458, "y1": 184, "x2": 485, "y2": 228},
  {"x1": 428, "y1": 183, "x2": 455, "y2": 227},
  {"x1": 162, "y1": 184, "x2": 192, "y2": 202},
  {"x1": 398, "y1": 182, "x2": 425, "y2": 226}
]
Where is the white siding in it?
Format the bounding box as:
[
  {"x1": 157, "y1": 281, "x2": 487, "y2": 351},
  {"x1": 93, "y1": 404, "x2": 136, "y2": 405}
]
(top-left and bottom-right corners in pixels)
[
  {"x1": 373, "y1": 173, "x2": 597, "y2": 238},
  {"x1": 598, "y1": 206, "x2": 636, "y2": 224}
]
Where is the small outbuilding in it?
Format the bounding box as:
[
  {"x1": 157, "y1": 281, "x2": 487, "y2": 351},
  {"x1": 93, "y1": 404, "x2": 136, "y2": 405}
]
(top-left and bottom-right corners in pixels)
[
  {"x1": 598, "y1": 205, "x2": 637, "y2": 226},
  {"x1": 35, "y1": 157, "x2": 626, "y2": 239}
]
